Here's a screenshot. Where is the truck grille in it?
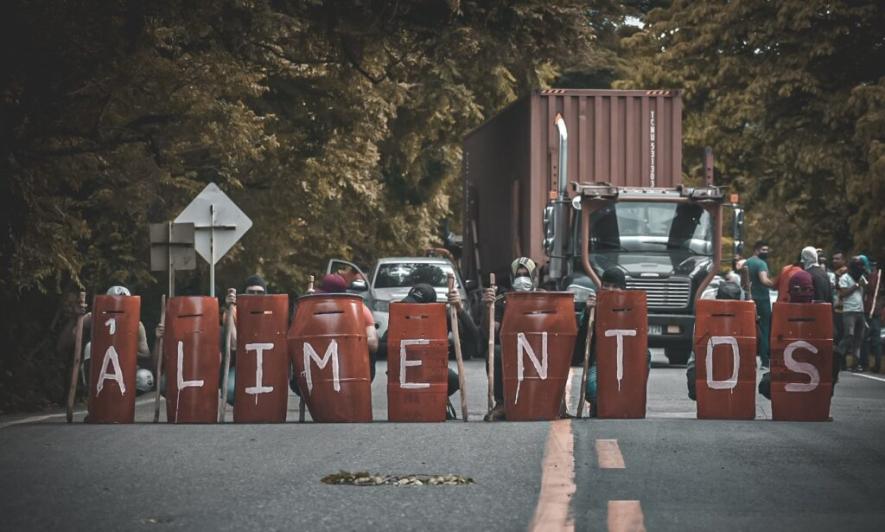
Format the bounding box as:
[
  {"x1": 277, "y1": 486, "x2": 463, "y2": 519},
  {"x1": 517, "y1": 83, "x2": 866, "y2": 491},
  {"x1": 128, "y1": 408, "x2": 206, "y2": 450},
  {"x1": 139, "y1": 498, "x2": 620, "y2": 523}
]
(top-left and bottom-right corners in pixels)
[{"x1": 626, "y1": 277, "x2": 691, "y2": 309}]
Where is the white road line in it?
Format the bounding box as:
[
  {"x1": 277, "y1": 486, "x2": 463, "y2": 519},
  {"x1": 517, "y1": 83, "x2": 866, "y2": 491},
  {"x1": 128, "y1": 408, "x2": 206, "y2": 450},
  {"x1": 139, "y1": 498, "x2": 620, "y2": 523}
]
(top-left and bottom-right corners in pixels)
[
  {"x1": 596, "y1": 439, "x2": 626, "y2": 469},
  {"x1": 0, "y1": 397, "x2": 156, "y2": 430},
  {"x1": 607, "y1": 500, "x2": 646, "y2": 532},
  {"x1": 846, "y1": 372, "x2": 885, "y2": 383}
]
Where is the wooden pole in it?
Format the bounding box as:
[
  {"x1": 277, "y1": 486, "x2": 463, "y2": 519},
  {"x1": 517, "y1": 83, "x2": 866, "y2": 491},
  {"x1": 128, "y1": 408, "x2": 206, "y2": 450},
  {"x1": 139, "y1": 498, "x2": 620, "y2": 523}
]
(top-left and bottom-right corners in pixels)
[
  {"x1": 486, "y1": 273, "x2": 496, "y2": 413},
  {"x1": 219, "y1": 288, "x2": 236, "y2": 422},
  {"x1": 448, "y1": 274, "x2": 469, "y2": 421},
  {"x1": 576, "y1": 306, "x2": 597, "y2": 418},
  {"x1": 65, "y1": 291, "x2": 87, "y2": 423},
  {"x1": 299, "y1": 275, "x2": 314, "y2": 422},
  {"x1": 152, "y1": 295, "x2": 167, "y2": 423}
]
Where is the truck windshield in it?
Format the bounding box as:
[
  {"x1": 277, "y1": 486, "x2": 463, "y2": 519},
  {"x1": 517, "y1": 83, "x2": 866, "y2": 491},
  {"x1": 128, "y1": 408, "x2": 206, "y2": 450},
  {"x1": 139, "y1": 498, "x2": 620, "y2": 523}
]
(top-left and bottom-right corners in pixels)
[
  {"x1": 589, "y1": 202, "x2": 712, "y2": 255},
  {"x1": 374, "y1": 263, "x2": 454, "y2": 289}
]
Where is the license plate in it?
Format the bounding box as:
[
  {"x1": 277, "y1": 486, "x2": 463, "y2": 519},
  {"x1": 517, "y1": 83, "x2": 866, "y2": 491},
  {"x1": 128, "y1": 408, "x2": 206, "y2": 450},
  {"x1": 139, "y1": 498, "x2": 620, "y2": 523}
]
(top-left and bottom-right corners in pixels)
[{"x1": 648, "y1": 325, "x2": 662, "y2": 336}]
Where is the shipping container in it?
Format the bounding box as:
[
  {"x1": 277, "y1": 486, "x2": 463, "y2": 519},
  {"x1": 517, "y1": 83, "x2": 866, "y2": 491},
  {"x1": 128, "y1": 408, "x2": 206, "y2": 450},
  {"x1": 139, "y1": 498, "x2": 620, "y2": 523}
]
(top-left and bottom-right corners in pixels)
[{"x1": 462, "y1": 89, "x2": 684, "y2": 284}]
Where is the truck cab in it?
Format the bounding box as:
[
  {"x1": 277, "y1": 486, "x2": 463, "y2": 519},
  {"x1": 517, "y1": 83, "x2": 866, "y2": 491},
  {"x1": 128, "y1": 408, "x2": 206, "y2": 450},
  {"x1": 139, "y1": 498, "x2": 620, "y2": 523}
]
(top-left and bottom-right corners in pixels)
[{"x1": 554, "y1": 185, "x2": 731, "y2": 364}]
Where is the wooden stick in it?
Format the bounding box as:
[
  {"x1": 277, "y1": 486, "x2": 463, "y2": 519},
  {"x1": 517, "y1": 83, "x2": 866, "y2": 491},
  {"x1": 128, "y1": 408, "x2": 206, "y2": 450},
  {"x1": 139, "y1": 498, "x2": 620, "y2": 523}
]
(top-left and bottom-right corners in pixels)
[
  {"x1": 448, "y1": 274, "x2": 468, "y2": 421},
  {"x1": 576, "y1": 306, "x2": 597, "y2": 418},
  {"x1": 299, "y1": 276, "x2": 314, "y2": 421},
  {"x1": 486, "y1": 273, "x2": 496, "y2": 413},
  {"x1": 65, "y1": 291, "x2": 87, "y2": 423},
  {"x1": 152, "y1": 295, "x2": 167, "y2": 423},
  {"x1": 219, "y1": 288, "x2": 236, "y2": 422}
]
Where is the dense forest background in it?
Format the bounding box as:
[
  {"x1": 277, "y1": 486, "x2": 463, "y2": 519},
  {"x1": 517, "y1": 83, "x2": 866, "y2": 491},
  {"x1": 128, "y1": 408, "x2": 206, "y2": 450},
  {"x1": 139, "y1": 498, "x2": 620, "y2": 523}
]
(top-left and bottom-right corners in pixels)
[{"x1": 1, "y1": 0, "x2": 882, "y2": 411}]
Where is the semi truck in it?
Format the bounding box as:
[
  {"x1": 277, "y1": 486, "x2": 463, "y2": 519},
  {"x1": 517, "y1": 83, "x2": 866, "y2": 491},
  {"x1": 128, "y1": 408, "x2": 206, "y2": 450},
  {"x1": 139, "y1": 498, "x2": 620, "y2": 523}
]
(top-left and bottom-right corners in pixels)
[{"x1": 461, "y1": 89, "x2": 743, "y2": 365}]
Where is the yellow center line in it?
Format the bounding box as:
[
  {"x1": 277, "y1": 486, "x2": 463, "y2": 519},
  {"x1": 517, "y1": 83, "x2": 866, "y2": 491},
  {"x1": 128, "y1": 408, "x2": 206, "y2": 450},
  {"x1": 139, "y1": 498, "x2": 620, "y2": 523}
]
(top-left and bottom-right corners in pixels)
[
  {"x1": 607, "y1": 500, "x2": 646, "y2": 532},
  {"x1": 530, "y1": 369, "x2": 576, "y2": 531},
  {"x1": 596, "y1": 439, "x2": 626, "y2": 469}
]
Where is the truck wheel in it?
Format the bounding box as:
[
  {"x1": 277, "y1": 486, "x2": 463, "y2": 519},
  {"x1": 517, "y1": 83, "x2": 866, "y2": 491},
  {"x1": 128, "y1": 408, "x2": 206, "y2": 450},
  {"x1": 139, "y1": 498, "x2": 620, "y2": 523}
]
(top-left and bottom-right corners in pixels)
[{"x1": 665, "y1": 347, "x2": 690, "y2": 366}]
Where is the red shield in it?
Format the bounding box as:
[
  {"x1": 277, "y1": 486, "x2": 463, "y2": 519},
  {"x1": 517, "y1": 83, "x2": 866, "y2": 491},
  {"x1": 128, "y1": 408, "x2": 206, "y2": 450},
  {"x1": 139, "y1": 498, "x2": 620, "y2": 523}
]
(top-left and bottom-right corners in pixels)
[
  {"x1": 287, "y1": 294, "x2": 372, "y2": 422},
  {"x1": 387, "y1": 303, "x2": 449, "y2": 422},
  {"x1": 694, "y1": 299, "x2": 757, "y2": 420},
  {"x1": 771, "y1": 302, "x2": 833, "y2": 421},
  {"x1": 234, "y1": 294, "x2": 290, "y2": 423},
  {"x1": 500, "y1": 292, "x2": 577, "y2": 421},
  {"x1": 163, "y1": 297, "x2": 221, "y2": 423},
  {"x1": 596, "y1": 289, "x2": 648, "y2": 419},
  {"x1": 87, "y1": 295, "x2": 140, "y2": 423}
]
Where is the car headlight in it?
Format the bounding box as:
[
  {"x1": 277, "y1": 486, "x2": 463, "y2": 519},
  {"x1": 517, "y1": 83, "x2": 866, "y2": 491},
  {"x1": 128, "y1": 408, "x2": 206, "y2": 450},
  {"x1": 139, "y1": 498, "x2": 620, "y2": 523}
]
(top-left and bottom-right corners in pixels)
[
  {"x1": 567, "y1": 284, "x2": 596, "y2": 303},
  {"x1": 373, "y1": 300, "x2": 390, "y2": 313}
]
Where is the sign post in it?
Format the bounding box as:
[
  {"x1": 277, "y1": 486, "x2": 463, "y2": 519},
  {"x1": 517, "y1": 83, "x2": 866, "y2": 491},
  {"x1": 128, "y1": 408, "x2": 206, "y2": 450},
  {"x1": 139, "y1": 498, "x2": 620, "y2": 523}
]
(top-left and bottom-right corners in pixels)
[
  {"x1": 175, "y1": 183, "x2": 252, "y2": 297},
  {"x1": 150, "y1": 222, "x2": 196, "y2": 297}
]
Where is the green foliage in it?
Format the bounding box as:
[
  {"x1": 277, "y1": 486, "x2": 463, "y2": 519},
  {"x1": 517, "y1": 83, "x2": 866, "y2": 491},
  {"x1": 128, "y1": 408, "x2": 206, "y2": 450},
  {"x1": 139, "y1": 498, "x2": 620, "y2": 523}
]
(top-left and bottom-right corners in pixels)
[
  {"x1": 618, "y1": 0, "x2": 884, "y2": 267},
  {"x1": 0, "y1": 0, "x2": 602, "y2": 410}
]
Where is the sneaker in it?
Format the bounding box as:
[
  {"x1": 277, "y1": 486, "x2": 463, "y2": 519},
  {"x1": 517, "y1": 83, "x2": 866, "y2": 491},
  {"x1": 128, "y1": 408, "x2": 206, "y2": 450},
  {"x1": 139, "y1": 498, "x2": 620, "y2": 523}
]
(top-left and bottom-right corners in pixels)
[{"x1": 483, "y1": 402, "x2": 506, "y2": 422}]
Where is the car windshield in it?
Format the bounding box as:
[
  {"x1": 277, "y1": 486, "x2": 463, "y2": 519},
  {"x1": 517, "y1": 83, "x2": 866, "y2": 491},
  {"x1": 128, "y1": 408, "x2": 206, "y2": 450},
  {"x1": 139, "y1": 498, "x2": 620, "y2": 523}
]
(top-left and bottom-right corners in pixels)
[
  {"x1": 374, "y1": 263, "x2": 454, "y2": 289},
  {"x1": 589, "y1": 201, "x2": 713, "y2": 255}
]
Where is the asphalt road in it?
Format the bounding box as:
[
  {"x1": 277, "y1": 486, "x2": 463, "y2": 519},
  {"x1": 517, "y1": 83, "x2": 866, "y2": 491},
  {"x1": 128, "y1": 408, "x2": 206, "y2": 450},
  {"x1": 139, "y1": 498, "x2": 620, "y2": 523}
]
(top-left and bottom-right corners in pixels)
[{"x1": 2, "y1": 352, "x2": 885, "y2": 531}]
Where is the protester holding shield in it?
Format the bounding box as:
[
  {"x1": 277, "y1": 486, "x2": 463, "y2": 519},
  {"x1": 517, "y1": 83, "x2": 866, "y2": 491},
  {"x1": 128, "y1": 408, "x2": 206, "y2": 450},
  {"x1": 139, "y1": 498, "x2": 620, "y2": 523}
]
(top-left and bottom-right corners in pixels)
[
  {"x1": 481, "y1": 257, "x2": 538, "y2": 421},
  {"x1": 379, "y1": 282, "x2": 479, "y2": 419}
]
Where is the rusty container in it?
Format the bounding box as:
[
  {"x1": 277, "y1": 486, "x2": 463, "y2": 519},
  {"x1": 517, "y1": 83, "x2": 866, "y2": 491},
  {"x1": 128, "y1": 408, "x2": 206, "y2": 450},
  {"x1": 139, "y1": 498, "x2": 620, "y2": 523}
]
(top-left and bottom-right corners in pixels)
[
  {"x1": 234, "y1": 294, "x2": 290, "y2": 423},
  {"x1": 462, "y1": 89, "x2": 683, "y2": 282},
  {"x1": 693, "y1": 299, "x2": 757, "y2": 420},
  {"x1": 387, "y1": 302, "x2": 449, "y2": 422},
  {"x1": 500, "y1": 292, "x2": 577, "y2": 421},
  {"x1": 87, "y1": 295, "x2": 141, "y2": 423},
  {"x1": 771, "y1": 302, "x2": 833, "y2": 421},
  {"x1": 287, "y1": 294, "x2": 372, "y2": 422},
  {"x1": 595, "y1": 289, "x2": 648, "y2": 419},
  {"x1": 163, "y1": 297, "x2": 220, "y2": 423}
]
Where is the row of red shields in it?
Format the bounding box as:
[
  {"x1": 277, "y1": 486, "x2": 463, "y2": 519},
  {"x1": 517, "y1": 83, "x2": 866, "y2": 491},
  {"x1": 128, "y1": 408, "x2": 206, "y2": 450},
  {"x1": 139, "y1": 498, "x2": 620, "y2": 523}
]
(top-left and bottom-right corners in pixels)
[{"x1": 85, "y1": 291, "x2": 833, "y2": 424}]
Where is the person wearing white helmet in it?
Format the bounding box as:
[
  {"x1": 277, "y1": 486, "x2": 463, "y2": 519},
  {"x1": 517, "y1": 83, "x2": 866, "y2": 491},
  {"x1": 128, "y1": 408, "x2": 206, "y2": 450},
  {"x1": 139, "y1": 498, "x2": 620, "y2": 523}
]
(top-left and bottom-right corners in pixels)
[{"x1": 76, "y1": 285, "x2": 155, "y2": 394}]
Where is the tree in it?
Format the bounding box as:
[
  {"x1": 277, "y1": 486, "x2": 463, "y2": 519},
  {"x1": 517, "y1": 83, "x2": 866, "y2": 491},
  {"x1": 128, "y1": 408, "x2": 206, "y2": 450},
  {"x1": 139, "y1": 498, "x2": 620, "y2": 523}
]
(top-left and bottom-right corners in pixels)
[
  {"x1": 619, "y1": 0, "x2": 884, "y2": 266},
  {"x1": 0, "y1": 0, "x2": 607, "y2": 410}
]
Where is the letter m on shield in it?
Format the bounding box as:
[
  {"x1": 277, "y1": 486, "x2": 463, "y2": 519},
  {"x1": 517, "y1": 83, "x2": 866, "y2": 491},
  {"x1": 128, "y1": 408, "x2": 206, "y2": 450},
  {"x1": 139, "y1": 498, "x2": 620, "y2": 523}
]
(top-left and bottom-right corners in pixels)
[{"x1": 303, "y1": 340, "x2": 341, "y2": 394}]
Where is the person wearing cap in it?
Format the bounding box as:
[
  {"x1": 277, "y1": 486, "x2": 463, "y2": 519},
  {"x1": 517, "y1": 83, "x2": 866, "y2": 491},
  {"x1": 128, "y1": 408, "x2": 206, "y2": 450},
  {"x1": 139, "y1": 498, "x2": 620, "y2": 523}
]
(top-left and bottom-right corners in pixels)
[
  {"x1": 379, "y1": 282, "x2": 479, "y2": 419},
  {"x1": 73, "y1": 286, "x2": 155, "y2": 395}
]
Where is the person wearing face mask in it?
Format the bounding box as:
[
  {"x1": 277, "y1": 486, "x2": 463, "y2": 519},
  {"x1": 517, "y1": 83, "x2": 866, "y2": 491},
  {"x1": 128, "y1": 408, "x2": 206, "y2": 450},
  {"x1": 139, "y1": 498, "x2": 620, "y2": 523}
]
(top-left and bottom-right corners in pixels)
[
  {"x1": 745, "y1": 240, "x2": 776, "y2": 369},
  {"x1": 480, "y1": 257, "x2": 540, "y2": 421}
]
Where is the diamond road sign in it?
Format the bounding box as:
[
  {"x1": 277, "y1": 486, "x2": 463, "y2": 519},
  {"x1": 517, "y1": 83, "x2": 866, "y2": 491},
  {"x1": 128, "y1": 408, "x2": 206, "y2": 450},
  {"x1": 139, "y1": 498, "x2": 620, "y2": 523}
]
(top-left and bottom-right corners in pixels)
[{"x1": 174, "y1": 182, "x2": 252, "y2": 265}]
